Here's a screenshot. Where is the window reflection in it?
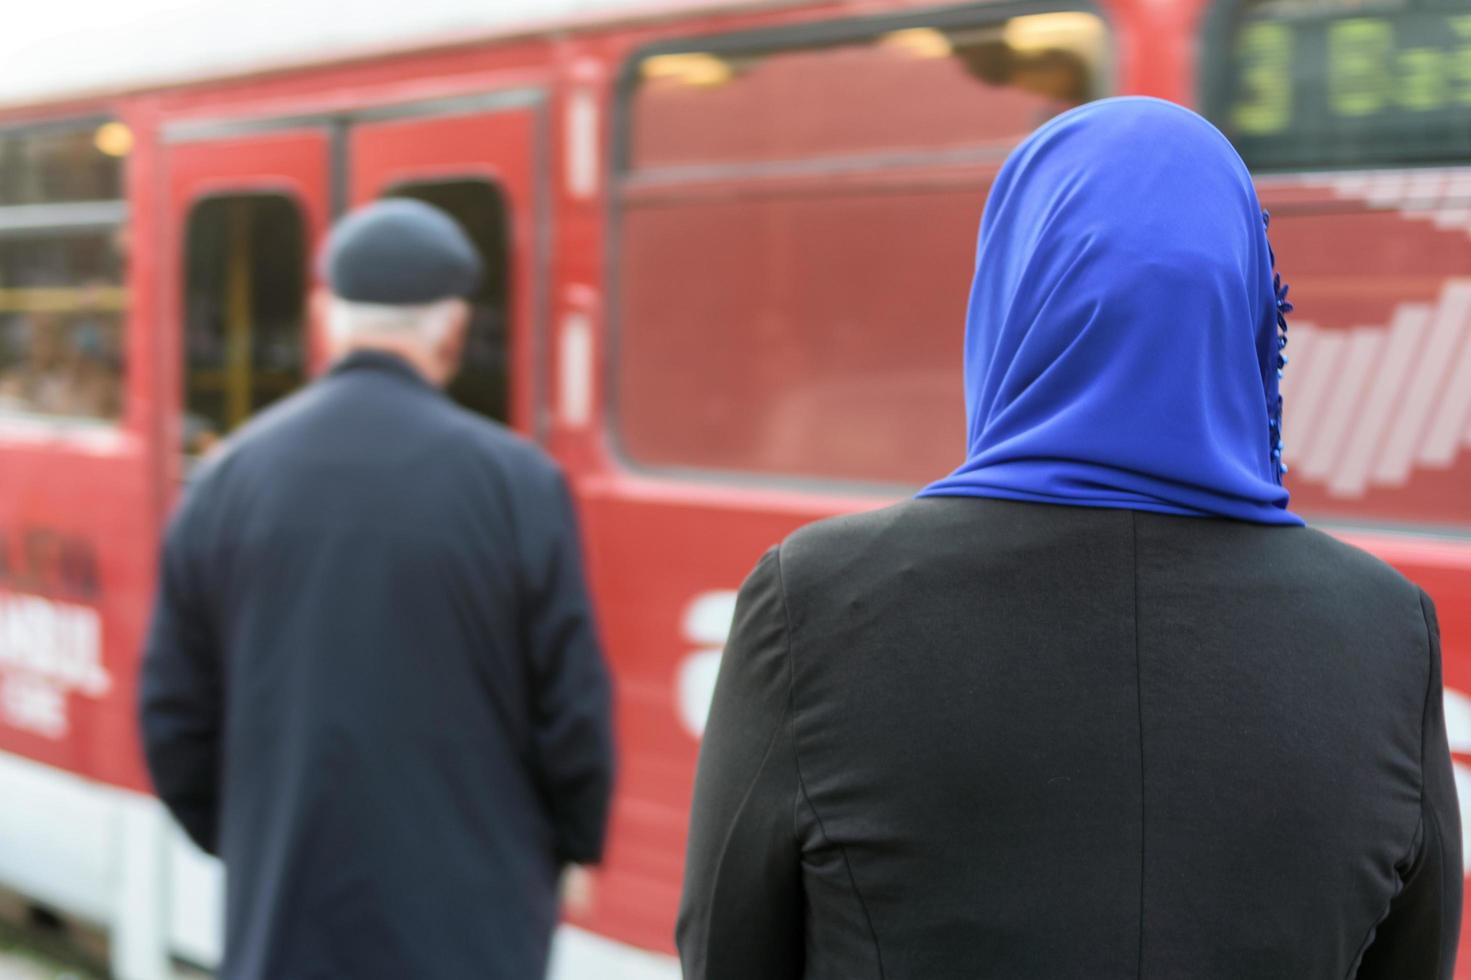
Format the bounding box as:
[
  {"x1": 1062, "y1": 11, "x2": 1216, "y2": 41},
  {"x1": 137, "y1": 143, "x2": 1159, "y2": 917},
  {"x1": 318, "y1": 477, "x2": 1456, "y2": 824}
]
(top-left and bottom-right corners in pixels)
[
  {"x1": 619, "y1": 10, "x2": 1111, "y2": 485},
  {"x1": 631, "y1": 10, "x2": 1109, "y2": 169}
]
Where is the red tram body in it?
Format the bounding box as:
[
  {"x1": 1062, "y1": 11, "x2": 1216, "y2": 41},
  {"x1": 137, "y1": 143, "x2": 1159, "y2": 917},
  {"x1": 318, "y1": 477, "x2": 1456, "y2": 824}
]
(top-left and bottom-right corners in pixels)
[{"x1": 2, "y1": 0, "x2": 1469, "y2": 975}]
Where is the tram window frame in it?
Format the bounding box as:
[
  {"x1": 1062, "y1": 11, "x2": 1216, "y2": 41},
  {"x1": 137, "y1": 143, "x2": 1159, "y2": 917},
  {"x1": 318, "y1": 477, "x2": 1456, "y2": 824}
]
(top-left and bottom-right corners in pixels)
[
  {"x1": 180, "y1": 192, "x2": 309, "y2": 458},
  {"x1": 0, "y1": 117, "x2": 130, "y2": 431},
  {"x1": 1199, "y1": 0, "x2": 1471, "y2": 172},
  {"x1": 607, "y1": 0, "x2": 1113, "y2": 492},
  {"x1": 380, "y1": 177, "x2": 513, "y2": 426}
]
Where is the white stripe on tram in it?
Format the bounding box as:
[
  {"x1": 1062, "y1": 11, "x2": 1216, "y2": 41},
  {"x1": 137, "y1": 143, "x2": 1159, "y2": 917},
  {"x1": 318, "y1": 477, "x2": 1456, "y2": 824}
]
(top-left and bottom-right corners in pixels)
[
  {"x1": 1421, "y1": 299, "x2": 1471, "y2": 466},
  {"x1": 1375, "y1": 283, "x2": 1471, "y2": 485},
  {"x1": 1283, "y1": 327, "x2": 1344, "y2": 470},
  {"x1": 1303, "y1": 327, "x2": 1384, "y2": 483},
  {"x1": 1329, "y1": 304, "x2": 1432, "y2": 497}
]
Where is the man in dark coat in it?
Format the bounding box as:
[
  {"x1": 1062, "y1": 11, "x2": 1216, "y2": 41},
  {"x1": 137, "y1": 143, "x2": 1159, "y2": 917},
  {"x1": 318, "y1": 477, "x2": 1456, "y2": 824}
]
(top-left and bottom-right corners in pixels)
[{"x1": 140, "y1": 200, "x2": 615, "y2": 980}]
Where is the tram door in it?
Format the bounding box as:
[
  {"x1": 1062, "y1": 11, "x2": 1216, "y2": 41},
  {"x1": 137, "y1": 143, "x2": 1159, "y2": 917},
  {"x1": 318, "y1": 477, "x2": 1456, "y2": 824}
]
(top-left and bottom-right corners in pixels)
[
  {"x1": 349, "y1": 101, "x2": 545, "y2": 436},
  {"x1": 166, "y1": 130, "x2": 330, "y2": 472}
]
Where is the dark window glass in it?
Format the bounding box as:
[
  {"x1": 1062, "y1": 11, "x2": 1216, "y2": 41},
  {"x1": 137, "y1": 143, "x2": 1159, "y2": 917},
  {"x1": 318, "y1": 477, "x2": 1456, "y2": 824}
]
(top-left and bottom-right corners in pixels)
[
  {"x1": 617, "y1": 9, "x2": 1110, "y2": 485},
  {"x1": 0, "y1": 123, "x2": 127, "y2": 206},
  {"x1": 182, "y1": 196, "x2": 307, "y2": 455},
  {"x1": 384, "y1": 179, "x2": 510, "y2": 423},
  {"x1": 1207, "y1": 0, "x2": 1471, "y2": 170}
]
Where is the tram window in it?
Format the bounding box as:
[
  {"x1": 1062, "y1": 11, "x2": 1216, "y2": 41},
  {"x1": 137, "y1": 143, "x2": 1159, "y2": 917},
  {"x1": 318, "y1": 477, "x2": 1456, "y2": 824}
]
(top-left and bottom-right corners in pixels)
[
  {"x1": 383, "y1": 180, "x2": 509, "y2": 424},
  {"x1": 1205, "y1": 0, "x2": 1471, "y2": 170},
  {"x1": 182, "y1": 195, "x2": 307, "y2": 455},
  {"x1": 616, "y1": 9, "x2": 1111, "y2": 486},
  {"x1": 0, "y1": 122, "x2": 125, "y2": 206},
  {"x1": 0, "y1": 120, "x2": 129, "y2": 425},
  {"x1": 0, "y1": 234, "x2": 127, "y2": 423},
  {"x1": 629, "y1": 11, "x2": 1109, "y2": 170}
]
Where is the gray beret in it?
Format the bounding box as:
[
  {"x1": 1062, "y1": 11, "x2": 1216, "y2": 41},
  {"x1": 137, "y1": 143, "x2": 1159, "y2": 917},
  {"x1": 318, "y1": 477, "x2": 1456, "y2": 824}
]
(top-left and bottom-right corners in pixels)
[{"x1": 320, "y1": 199, "x2": 483, "y2": 305}]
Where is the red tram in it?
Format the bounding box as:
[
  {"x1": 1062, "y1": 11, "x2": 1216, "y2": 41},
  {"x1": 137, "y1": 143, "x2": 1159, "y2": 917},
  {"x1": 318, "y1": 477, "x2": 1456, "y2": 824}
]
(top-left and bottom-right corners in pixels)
[{"x1": 2, "y1": 0, "x2": 1470, "y2": 975}]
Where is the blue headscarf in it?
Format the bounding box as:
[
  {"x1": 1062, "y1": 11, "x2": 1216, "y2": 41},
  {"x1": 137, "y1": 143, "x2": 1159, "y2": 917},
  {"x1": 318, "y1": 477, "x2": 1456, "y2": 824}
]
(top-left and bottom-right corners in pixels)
[{"x1": 920, "y1": 98, "x2": 1300, "y2": 526}]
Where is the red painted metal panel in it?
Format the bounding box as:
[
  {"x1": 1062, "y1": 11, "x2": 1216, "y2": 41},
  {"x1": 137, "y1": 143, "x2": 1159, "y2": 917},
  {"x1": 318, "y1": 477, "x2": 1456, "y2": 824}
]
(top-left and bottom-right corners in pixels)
[{"x1": 0, "y1": 437, "x2": 156, "y2": 791}]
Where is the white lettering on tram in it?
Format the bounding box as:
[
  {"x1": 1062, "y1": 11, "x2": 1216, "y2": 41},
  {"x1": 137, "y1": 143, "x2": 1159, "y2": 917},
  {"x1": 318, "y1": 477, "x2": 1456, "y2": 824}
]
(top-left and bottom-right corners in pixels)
[{"x1": 0, "y1": 591, "x2": 110, "y2": 740}]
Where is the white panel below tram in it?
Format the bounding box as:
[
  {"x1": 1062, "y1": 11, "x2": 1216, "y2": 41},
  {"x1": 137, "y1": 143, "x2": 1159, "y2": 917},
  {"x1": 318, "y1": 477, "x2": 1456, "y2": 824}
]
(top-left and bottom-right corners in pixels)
[{"x1": 0, "y1": 749, "x2": 679, "y2": 980}]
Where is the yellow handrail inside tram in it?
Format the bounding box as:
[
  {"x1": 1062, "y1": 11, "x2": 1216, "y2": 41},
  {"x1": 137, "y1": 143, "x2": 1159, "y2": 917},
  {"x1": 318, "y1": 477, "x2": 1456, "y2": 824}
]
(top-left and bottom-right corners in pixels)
[
  {"x1": 225, "y1": 201, "x2": 254, "y2": 430},
  {"x1": 0, "y1": 287, "x2": 128, "y2": 313}
]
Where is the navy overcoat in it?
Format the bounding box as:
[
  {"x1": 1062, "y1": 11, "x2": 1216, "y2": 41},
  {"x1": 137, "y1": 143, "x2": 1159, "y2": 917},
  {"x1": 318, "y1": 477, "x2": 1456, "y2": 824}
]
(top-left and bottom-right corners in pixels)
[{"x1": 140, "y1": 350, "x2": 614, "y2": 980}]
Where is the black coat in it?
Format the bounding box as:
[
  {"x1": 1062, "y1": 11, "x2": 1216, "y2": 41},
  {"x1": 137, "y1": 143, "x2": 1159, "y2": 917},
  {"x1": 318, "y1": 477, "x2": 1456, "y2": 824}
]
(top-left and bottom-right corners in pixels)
[
  {"x1": 140, "y1": 351, "x2": 614, "y2": 980},
  {"x1": 678, "y1": 497, "x2": 1460, "y2": 979}
]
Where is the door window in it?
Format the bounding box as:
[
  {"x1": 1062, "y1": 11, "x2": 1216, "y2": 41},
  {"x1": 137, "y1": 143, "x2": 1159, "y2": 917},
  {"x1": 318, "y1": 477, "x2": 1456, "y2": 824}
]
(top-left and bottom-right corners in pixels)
[
  {"x1": 181, "y1": 194, "x2": 307, "y2": 455},
  {"x1": 383, "y1": 179, "x2": 511, "y2": 424}
]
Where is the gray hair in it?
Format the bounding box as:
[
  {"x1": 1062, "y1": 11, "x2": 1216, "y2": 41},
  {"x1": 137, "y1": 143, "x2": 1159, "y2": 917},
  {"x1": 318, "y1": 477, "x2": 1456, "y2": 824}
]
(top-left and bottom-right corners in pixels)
[{"x1": 326, "y1": 297, "x2": 464, "y2": 346}]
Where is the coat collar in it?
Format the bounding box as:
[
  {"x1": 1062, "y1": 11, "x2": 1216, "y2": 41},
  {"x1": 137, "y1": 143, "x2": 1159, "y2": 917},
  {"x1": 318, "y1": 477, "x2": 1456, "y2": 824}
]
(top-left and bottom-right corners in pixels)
[{"x1": 329, "y1": 349, "x2": 434, "y2": 390}]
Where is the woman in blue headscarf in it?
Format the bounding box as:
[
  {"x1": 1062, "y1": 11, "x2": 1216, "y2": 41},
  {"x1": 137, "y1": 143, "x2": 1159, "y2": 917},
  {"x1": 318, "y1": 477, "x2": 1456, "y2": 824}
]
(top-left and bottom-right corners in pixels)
[
  {"x1": 919, "y1": 96, "x2": 1297, "y2": 523},
  {"x1": 679, "y1": 98, "x2": 1459, "y2": 980}
]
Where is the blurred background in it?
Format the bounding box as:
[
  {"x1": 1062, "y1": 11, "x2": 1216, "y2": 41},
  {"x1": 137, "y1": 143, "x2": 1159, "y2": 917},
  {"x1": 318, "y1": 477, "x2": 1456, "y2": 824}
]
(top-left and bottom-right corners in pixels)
[{"x1": 1, "y1": 0, "x2": 1469, "y2": 977}]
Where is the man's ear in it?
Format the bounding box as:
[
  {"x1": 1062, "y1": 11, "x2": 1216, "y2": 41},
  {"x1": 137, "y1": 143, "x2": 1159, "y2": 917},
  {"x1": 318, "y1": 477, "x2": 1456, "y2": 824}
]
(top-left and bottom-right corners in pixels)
[
  {"x1": 310, "y1": 289, "x2": 335, "y2": 362},
  {"x1": 437, "y1": 300, "x2": 472, "y2": 379}
]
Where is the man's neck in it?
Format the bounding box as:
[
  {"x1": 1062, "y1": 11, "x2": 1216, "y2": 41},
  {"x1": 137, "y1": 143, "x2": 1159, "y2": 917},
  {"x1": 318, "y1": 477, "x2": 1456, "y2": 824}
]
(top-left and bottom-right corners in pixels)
[{"x1": 334, "y1": 339, "x2": 442, "y2": 386}]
